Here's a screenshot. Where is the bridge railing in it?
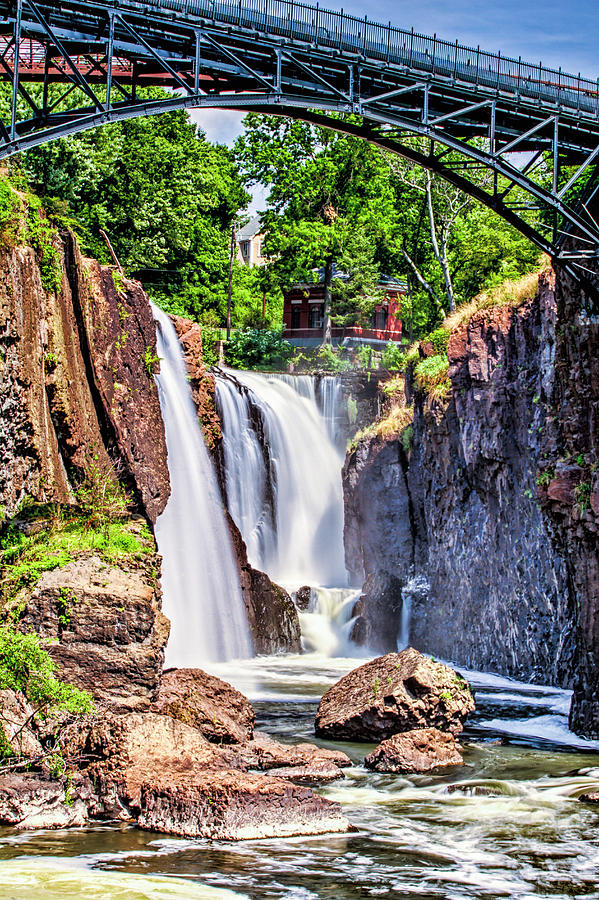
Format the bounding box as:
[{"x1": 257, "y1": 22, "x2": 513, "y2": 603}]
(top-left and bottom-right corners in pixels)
[{"x1": 119, "y1": 0, "x2": 598, "y2": 117}]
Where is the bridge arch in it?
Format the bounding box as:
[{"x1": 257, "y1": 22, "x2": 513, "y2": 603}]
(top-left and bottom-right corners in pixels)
[{"x1": 2, "y1": 0, "x2": 599, "y2": 288}]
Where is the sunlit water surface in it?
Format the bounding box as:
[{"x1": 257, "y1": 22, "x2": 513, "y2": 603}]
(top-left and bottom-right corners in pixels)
[{"x1": 1, "y1": 654, "x2": 599, "y2": 899}]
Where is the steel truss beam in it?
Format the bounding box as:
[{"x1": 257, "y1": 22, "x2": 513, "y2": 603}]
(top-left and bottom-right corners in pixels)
[{"x1": 0, "y1": 0, "x2": 598, "y2": 292}]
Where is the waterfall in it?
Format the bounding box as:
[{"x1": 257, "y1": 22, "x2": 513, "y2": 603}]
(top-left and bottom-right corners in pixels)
[
  {"x1": 152, "y1": 306, "x2": 252, "y2": 666},
  {"x1": 398, "y1": 575, "x2": 430, "y2": 650},
  {"x1": 215, "y1": 371, "x2": 347, "y2": 589},
  {"x1": 298, "y1": 587, "x2": 362, "y2": 657}
]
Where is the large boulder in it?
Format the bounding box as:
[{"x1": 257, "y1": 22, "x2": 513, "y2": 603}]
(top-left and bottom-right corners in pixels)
[
  {"x1": 153, "y1": 668, "x2": 255, "y2": 744},
  {"x1": 137, "y1": 769, "x2": 349, "y2": 840},
  {"x1": 364, "y1": 727, "x2": 464, "y2": 774},
  {"x1": 76, "y1": 712, "x2": 351, "y2": 839},
  {"x1": 315, "y1": 648, "x2": 475, "y2": 741},
  {"x1": 18, "y1": 550, "x2": 170, "y2": 713}
]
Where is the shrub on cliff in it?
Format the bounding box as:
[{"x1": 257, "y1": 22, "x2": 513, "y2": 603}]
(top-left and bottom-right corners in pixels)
[
  {"x1": 0, "y1": 627, "x2": 93, "y2": 721},
  {"x1": 414, "y1": 355, "x2": 451, "y2": 401}
]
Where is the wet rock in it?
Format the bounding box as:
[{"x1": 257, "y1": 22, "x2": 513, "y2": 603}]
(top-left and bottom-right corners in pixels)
[
  {"x1": 315, "y1": 648, "x2": 474, "y2": 741},
  {"x1": 0, "y1": 774, "x2": 88, "y2": 828},
  {"x1": 579, "y1": 792, "x2": 599, "y2": 804},
  {"x1": 0, "y1": 690, "x2": 43, "y2": 759},
  {"x1": 294, "y1": 585, "x2": 315, "y2": 611},
  {"x1": 364, "y1": 727, "x2": 464, "y2": 773},
  {"x1": 342, "y1": 280, "x2": 576, "y2": 687},
  {"x1": 267, "y1": 762, "x2": 345, "y2": 785},
  {"x1": 72, "y1": 712, "x2": 350, "y2": 839},
  {"x1": 226, "y1": 512, "x2": 301, "y2": 655},
  {"x1": 238, "y1": 731, "x2": 351, "y2": 771},
  {"x1": 153, "y1": 668, "x2": 255, "y2": 744},
  {"x1": 19, "y1": 550, "x2": 169, "y2": 713},
  {"x1": 137, "y1": 768, "x2": 350, "y2": 840}
]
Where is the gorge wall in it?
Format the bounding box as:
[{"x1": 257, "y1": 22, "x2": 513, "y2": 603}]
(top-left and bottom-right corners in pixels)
[
  {"x1": 344, "y1": 268, "x2": 599, "y2": 733},
  {"x1": 0, "y1": 219, "x2": 172, "y2": 710}
]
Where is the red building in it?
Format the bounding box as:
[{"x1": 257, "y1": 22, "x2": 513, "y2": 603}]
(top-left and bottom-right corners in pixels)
[{"x1": 283, "y1": 272, "x2": 406, "y2": 346}]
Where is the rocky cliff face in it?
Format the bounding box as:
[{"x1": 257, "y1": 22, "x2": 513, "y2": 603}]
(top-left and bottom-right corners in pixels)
[
  {"x1": 0, "y1": 220, "x2": 172, "y2": 709},
  {"x1": 344, "y1": 272, "x2": 582, "y2": 690},
  {"x1": 537, "y1": 268, "x2": 599, "y2": 735},
  {"x1": 0, "y1": 228, "x2": 170, "y2": 522}
]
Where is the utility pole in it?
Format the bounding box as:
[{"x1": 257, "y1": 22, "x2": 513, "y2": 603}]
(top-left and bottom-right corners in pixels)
[{"x1": 226, "y1": 223, "x2": 236, "y2": 341}]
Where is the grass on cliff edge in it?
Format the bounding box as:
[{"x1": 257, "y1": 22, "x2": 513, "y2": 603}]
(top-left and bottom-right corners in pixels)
[{"x1": 0, "y1": 504, "x2": 153, "y2": 606}]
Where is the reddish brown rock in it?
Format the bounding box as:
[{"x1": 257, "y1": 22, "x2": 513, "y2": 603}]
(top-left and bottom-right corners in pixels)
[
  {"x1": 0, "y1": 774, "x2": 88, "y2": 828},
  {"x1": 546, "y1": 465, "x2": 583, "y2": 505},
  {"x1": 170, "y1": 314, "x2": 222, "y2": 452},
  {"x1": 315, "y1": 648, "x2": 474, "y2": 741},
  {"x1": 579, "y1": 792, "x2": 599, "y2": 804},
  {"x1": 137, "y1": 768, "x2": 349, "y2": 840},
  {"x1": 153, "y1": 668, "x2": 255, "y2": 744},
  {"x1": 19, "y1": 544, "x2": 169, "y2": 713},
  {"x1": 240, "y1": 731, "x2": 352, "y2": 771},
  {"x1": 0, "y1": 690, "x2": 43, "y2": 759},
  {"x1": 0, "y1": 224, "x2": 170, "y2": 523},
  {"x1": 65, "y1": 232, "x2": 170, "y2": 522},
  {"x1": 364, "y1": 727, "x2": 464, "y2": 773},
  {"x1": 267, "y1": 762, "x2": 345, "y2": 785},
  {"x1": 77, "y1": 712, "x2": 350, "y2": 839}
]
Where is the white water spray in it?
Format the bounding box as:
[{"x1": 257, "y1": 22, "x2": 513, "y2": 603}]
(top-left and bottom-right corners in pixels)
[
  {"x1": 216, "y1": 371, "x2": 347, "y2": 588},
  {"x1": 152, "y1": 306, "x2": 252, "y2": 666}
]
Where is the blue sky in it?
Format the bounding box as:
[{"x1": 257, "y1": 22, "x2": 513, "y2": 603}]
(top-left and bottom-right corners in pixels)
[{"x1": 192, "y1": 0, "x2": 598, "y2": 200}]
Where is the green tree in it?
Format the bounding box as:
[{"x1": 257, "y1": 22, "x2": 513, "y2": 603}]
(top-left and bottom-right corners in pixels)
[
  {"x1": 235, "y1": 114, "x2": 399, "y2": 343},
  {"x1": 19, "y1": 90, "x2": 250, "y2": 323}
]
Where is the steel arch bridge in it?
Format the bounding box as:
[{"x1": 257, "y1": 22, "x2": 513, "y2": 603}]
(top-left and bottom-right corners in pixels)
[{"x1": 2, "y1": 0, "x2": 599, "y2": 289}]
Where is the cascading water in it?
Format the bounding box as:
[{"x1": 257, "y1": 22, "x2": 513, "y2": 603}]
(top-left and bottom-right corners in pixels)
[
  {"x1": 215, "y1": 370, "x2": 347, "y2": 588},
  {"x1": 152, "y1": 306, "x2": 252, "y2": 666}
]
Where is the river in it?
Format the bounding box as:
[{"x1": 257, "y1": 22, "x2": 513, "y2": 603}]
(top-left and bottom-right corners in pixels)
[{"x1": 1, "y1": 650, "x2": 599, "y2": 899}]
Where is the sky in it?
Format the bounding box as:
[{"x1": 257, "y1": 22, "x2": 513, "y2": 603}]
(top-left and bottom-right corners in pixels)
[{"x1": 190, "y1": 0, "x2": 598, "y2": 208}]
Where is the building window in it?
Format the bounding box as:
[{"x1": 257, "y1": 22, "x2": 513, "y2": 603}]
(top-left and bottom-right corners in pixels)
[
  {"x1": 308, "y1": 304, "x2": 323, "y2": 329},
  {"x1": 291, "y1": 306, "x2": 301, "y2": 329},
  {"x1": 376, "y1": 307, "x2": 388, "y2": 330},
  {"x1": 240, "y1": 241, "x2": 250, "y2": 258}
]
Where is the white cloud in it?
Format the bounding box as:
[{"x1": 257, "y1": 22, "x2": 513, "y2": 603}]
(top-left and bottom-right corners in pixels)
[{"x1": 188, "y1": 108, "x2": 246, "y2": 146}]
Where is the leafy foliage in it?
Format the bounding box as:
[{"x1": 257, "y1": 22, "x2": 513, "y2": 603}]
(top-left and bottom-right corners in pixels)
[
  {"x1": 225, "y1": 327, "x2": 293, "y2": 369},
  {"x1": 0, "y1": 626, "x2": 94, "y2": 722},
  {"x1": 414, "y1": 355, "x2": 451, "y2": 400}
]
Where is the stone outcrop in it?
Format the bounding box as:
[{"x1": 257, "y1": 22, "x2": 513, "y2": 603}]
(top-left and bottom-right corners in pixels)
[
  {"x1": 153, "y1": 668, "x2": 255, "y2": 743},
  {"x1": 68, "y1": 710, "x2": 351, "y2": 839},
  {"x1": 0, "y1": 224, "x2": 170, "y2": 523},
  {"x1": 364, "y1": 727, "x2": 464, "y2": 773},
  {"x1": 137, "y1": 768, "x2": 349, "y2": 840},
  {"x1": 227, "y1": 491, "x2": 301, "y2": 656},
  {"x1": 315, "y1": 648, "x2": 474, "y2": 741},
  {"x1": 238, "y1": 731, "x2": 351, "y2": 772},
  {"x1": 0, "y1": 774, "x2": 89, "y2": 829},
  {"x1": 170, "y1": 315, "x2": 223, "y2": 454},
  {"x1": 343, "y1": 279, "x2": 575, "y2": 687},
  {"x1": 18, "y1": 538, "x2": 169, "y2": 713},
  {"x1": 0, "y1": 690, "x2": 43, "y2": 759}
]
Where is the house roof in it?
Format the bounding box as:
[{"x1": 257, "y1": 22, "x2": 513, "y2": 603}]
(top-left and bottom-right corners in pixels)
[{"x1": 236, "y1": 215, "x2": 263, "y2": 241}]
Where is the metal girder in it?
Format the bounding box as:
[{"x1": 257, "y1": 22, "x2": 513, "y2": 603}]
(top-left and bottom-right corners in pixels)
[{"x1": 0, "y1": 0, "x2": 598, "y2": 288}]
